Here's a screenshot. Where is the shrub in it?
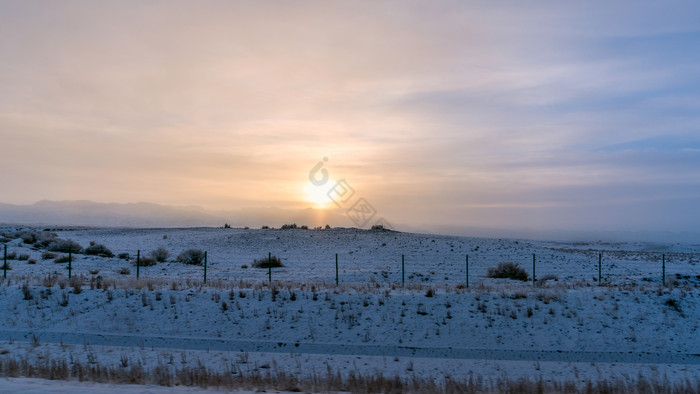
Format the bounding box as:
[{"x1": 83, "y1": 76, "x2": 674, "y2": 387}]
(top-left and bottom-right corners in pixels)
[
  {"x1": 18, "y1": 254, "x2": 30, "y2": 261},
  {"x1": 137, "y1": 256, "x2": 157, "y2": 267},
  {"x1": 176, "y1": 249, "x2": 205, "y2": 265},
  {"x1": 117, "y1": 253, "x2": 130, "y2": 260},
  {"x1": 20, "y1": 231, "x2": 57, "y2": 246},
  {"x1": 54, "y1": 255, "x2": 71, "y2": 264},
  {"x1": 118, "y1": 267, "x2": 131, "y2": 275},
  {"x1": 48, "y1": 239, "x2": 83, "y2": 253},
  {"x1": 41, "y1": 251, "x2": 57, "y2": 260},
  {"x1": 371, "y1": 224, "x2": 387, "y2": 230},
  {"x1": 0, "y1": 262, "x2": 10, "y2": 270},
  {"x1": 5, "y1": 252, "x2": 17, "y2": 260},
  {"x1": 27, "y1": 259, "x2": 37, "y2": 265},
  {"x1": 281, "y1": 223, "x2": 297, "y2": 229},
  {"x1": 150, "y1": 248, "x2": 170, "y2": 262},
  {"x1": 252, "y1": 255, "x2": 284, "y2": 268},
  {"x1": 487, "y1": 262, "x2": 529, "y2": 281},
  {"x1": 84, "y1": 242, "x2": 114, "y2": 257}
]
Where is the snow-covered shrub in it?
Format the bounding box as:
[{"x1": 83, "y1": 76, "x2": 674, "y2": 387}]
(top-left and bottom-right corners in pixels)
[
  {"x1": 487, "y1": 262, "x2": 529, "y2": 281},
  {"x1": 176, "y1": 249, "x2": 205, "y2": 265},
  {"x1": 252, "y1": 255, "x2": 284, "y2": 268},
  {"x1": 84, "y1": 242, "x2": 114, "y2": 257},
  {"x1": 20, "y1": 230, "x2": 58, "y2": 246},
  {"x1": 48, "y1": 239, "x2": 83, "y2": 253},
  {"x1": 150, "y1": 247, "x2": 170, "y2": 262}
]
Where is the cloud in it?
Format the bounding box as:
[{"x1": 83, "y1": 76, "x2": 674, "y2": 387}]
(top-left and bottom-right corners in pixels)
[{"x1": 1, "y1": 1, "x2": 699, "y2": 234}]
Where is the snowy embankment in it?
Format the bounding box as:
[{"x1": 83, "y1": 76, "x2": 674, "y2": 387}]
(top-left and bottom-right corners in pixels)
[{"x1": 0, "y1": 227, "x2": 699, "y2": 392}]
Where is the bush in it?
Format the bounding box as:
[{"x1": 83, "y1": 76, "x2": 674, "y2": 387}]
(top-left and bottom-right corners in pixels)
[
  {"x1": 20, "y1": 231, "x2": 58, "y2": 246},
  {"x1": 118, "y1": 267, "x2": 131, "y2": 275},
  {"x1": 48, "y1": 239, "x2": 83, "y2": 253},
  {"x1": 280, "y1": 223, "x2": 297, "y2": 229},
  {"x1": 5, "y1": 252, "x2": 17, "y2": 260},
  {"x1": 176, "y1": 249, "x2": 205, "y2": 265},
  {"x1": 0, "y1": 262, "x2": 10, "y2": 270},
  {"x1": 117, "y1": 253, "x2": 130, "y2": 260},
  {"x1": 54, "y1": 255, "x2": 71, "y2": 264},
  {"x1": 252, "y1": 255, "x2": 284, "y2": 268},
  {"x1": 84, "y1": 242, "x2": 114, "y2": 257},
  {"x1": 150, "y1": 248, "x2": 170, "y2": 262},
  {"x1": 487, "y1": 262, "x2": 529, "y2": 281},
  {"x1": 137, "y1": 256, "x2": 157, "y2": 267},
  {"x1": 27, "y1": 259, "x2": 37, "y2": 264},
  {"x1": 41, "y1": 251, "x2": 57, "y2": 260},
  {"x1": 371, "y1": 224, "x2": 387, "y2": 230}
]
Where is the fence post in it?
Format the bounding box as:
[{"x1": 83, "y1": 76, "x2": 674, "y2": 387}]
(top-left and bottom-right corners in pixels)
[
  {"x1": 598, "y1": 253, "x2": 602, "y2": 285},
  {"x1": 204, "y1": 251, "x2": 207, "y2": 284},
  {"x1": 662, "y1": 254, "x2": 665, "y2": 285},
  {"x1": 401, "y1": 254, "x2": 405, "y2": 287},
  {"x1": 3, "y1": 244, "x2": 6, "y2": 279},
  {"x1": 68, "y1": 247, "x2": 72, "y2": 279},
  {"x1": 532, "y1": 253, "x2": 536, "y2": 285},
  {"x1": 268, "y1": 252, "x2": 272, "y2": 283},
  {"x1": 335, "y1": 253, "x2": 339, "y2": 286},
  {"x1": 466, "y1": 254, "x2": 469, "y2": 288},
  {"x1": 136, "y1": 250, "x2": 140, "y2": 279}
]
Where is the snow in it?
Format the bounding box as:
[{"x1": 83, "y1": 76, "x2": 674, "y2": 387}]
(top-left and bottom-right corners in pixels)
[{"x1": 0, "y1": 226, "x2": 699, "y2": 391}]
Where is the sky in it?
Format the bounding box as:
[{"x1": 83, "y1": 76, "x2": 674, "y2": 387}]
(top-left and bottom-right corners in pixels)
[{"x1": 1, "y1": 1, "x2": 700, "y2": 235}]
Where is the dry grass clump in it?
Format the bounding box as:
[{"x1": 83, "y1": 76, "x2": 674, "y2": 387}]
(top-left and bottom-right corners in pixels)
[
  {"x1": 252, "y1": 255, "x2": 284, "y2": 268},
  {"x1": 137, "y1": 256, "x2": 157, "y2": 267},
  {"x1": 487, "y1": 262, "x2": 529, "y2": 281},
  {"x1": 53, "y1": 255, "x2": 71, "y2": 264},
  {"x1": 41, "y1": 251, "x2": 57, "y2": 260}
]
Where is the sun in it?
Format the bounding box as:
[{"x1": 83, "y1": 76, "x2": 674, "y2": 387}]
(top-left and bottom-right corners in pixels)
[{"x1": 303, "y1": 182, "x2": 331, "y2": 209}]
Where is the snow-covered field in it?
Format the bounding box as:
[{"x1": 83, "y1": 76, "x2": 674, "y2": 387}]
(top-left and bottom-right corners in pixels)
[{"x1": 1, "y1": 227, "x2": 699, "y2": 392}]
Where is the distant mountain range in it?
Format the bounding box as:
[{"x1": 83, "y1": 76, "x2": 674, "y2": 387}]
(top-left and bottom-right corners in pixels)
[{"x1": 0, "y1": 200, "x2": 353, "y2": 229}]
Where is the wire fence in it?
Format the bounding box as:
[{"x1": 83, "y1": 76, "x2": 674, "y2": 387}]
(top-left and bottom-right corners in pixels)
[{"x1": 2, "y1": 229, "x2": 700, "y2": 288}]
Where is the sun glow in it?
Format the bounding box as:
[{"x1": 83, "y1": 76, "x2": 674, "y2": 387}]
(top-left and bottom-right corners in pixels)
[{"x1": 303, "y1": 182, "x2": 332, "y2": 209}]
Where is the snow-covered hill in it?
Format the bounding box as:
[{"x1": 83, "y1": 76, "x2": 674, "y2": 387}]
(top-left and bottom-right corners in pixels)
[{"x1": 0, "y1": 227, "x2": 698, "y2": 392}]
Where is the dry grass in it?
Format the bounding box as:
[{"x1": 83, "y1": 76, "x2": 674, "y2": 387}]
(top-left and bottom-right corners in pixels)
[{"x1": 0, "y1": 354, "x2": 696, "y2": 393}]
